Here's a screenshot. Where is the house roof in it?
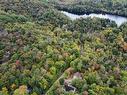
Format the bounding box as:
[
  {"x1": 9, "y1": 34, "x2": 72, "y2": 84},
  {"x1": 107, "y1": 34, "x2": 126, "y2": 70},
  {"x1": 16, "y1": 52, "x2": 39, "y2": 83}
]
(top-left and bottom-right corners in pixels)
[
  {"x1": 64, "y1": 84, "x2": 76, "y2": 92},
  {"x1": 73, "y1": 72, "x2": 82, "y2": 79}
]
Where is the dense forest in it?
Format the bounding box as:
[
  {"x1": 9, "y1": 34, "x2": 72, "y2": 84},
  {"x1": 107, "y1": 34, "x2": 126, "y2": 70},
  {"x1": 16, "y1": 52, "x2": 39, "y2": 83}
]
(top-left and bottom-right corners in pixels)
[{"x1": 0, "y1": 0, "x2": 127, "y2": 95}]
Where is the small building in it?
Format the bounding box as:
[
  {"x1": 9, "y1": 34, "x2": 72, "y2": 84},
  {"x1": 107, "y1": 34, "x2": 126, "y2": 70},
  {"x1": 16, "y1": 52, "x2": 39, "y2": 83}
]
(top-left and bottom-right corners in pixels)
[
  {"x1": 73, "y1": 72, "x2": 82, "y2": 79},
  {"x1": 64, "y1": 83, "x2": 76, "y2": 93},
  {"x1": 64, "y1": 72, "x2": 82, "y2": 93}
]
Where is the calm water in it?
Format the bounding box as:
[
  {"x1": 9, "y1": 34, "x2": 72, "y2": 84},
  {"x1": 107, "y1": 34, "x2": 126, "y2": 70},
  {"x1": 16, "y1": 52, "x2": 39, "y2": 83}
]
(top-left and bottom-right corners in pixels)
[{"x1": 61, "y1": 11, "x2": 127, "y2": 26}]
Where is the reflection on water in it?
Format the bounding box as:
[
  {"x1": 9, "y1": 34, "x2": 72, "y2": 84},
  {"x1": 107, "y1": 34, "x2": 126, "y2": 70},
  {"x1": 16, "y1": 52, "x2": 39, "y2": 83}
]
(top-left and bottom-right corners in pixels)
[{"x1": 61, "y1": 11, "x2": 127, "y2": 26}]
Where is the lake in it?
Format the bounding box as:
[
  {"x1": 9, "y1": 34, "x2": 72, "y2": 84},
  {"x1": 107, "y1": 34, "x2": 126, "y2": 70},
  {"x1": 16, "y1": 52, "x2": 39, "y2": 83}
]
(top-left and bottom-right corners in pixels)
[{"x1": 61, "y1": 11, "x2": 127, "y2": 26}]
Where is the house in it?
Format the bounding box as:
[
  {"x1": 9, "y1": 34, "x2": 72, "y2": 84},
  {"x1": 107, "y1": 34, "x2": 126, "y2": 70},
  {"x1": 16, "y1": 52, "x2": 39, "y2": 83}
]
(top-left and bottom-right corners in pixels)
[
  {"x1": 64, "y1": 83, "x2": 76, "y2": 93},
  {"x1": 64, "y1": 72, "x2": 82, "y2": 93},
  {"x1": 73, "y1": 72, "x2": 82, "y2": 79}
]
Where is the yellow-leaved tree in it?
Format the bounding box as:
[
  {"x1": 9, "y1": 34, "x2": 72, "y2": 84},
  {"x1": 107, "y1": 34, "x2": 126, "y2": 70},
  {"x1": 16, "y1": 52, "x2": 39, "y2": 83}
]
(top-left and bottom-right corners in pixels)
[{"x1": 13, "y1": 85, "x2": 28, "y2": 95}]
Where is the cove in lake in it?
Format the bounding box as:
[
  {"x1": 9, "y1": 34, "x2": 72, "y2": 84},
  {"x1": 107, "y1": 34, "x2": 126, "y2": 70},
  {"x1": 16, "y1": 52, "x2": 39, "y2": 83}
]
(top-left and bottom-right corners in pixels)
[{"x1": 61, "y1": 11, "x2": 127, "y2": 27}]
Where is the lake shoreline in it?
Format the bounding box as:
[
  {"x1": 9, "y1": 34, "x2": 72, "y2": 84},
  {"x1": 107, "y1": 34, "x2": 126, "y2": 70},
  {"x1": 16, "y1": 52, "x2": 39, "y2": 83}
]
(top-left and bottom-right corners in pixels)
[
  {"x1": 61, "y1": 11, "x2": 127, "y2": 27},
  {"x1": 57, "y1": 8, "x2": 127, "y2": 18}
]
